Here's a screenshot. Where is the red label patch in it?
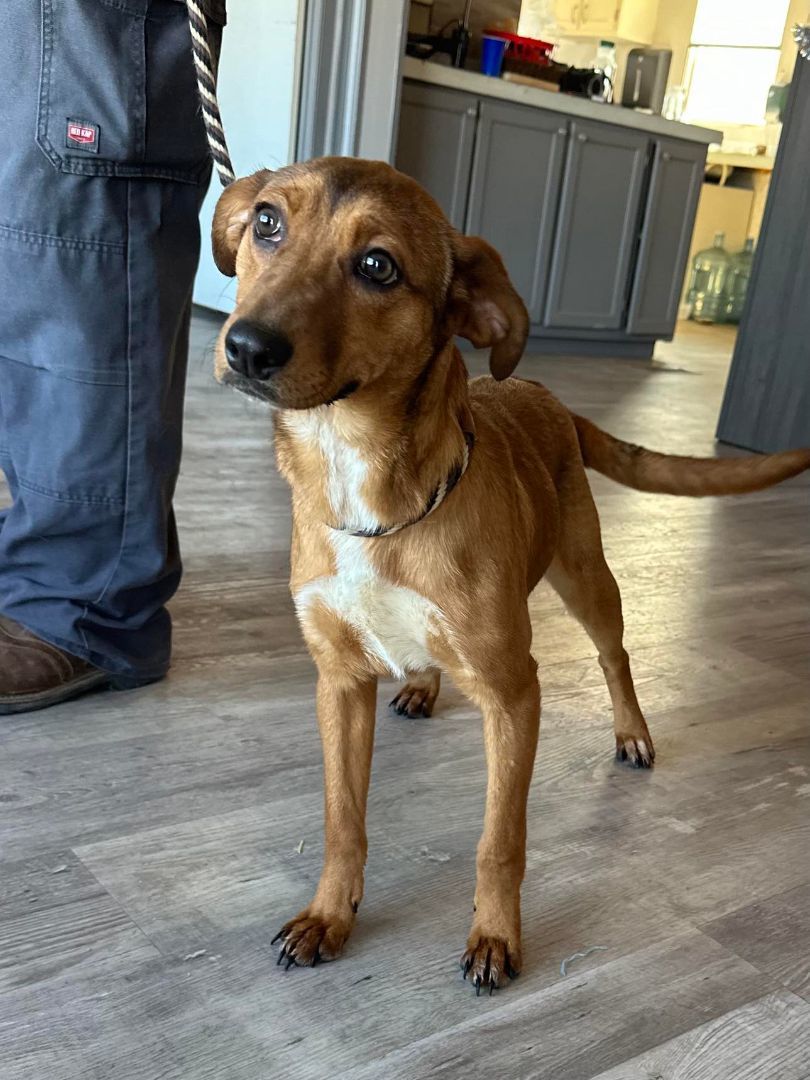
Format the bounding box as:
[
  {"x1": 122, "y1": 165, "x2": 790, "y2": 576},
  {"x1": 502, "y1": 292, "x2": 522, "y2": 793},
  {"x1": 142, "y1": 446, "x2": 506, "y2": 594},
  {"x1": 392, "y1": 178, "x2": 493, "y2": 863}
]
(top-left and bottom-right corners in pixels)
[
  {"x1": 65, "y1": 119, "x2": 99, "y2": 154},
  {"x1": 68, "y1": 123, "x2": 94, "y2": 145}
]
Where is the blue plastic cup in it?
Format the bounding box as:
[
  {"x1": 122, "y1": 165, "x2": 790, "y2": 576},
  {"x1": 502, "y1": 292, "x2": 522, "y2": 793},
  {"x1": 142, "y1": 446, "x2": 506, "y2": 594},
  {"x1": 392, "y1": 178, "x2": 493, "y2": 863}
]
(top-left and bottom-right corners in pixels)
[{"x1": 480, "y1": 35, "x2": 508, "y2": 77}]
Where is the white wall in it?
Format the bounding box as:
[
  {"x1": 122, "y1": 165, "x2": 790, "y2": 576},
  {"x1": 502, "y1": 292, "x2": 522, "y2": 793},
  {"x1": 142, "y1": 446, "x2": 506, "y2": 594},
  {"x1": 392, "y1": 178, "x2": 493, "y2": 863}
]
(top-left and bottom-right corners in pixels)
[{"x1": 194, "y1": 0, "x2": 302, "y2": 313}]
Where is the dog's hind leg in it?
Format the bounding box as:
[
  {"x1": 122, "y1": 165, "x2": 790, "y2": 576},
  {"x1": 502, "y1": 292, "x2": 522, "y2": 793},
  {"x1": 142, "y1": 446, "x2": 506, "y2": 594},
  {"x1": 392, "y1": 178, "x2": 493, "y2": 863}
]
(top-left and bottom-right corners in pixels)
[
  {"x1": 545, "y1": 473, "x2": 654, "y2": 768},
  {"x1": 460, "y1": 648, "x2": 540, "y2": 994},
  {"x1": 389, "y1": 668, "x2": 441, "y2": 718}
]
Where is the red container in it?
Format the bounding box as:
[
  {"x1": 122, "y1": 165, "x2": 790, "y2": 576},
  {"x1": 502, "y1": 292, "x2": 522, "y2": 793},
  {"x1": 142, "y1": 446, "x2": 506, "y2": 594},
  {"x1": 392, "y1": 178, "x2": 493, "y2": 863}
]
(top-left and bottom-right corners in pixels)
[{"x1": 483, "y1": 30, "x2": 554, "y2": 67}]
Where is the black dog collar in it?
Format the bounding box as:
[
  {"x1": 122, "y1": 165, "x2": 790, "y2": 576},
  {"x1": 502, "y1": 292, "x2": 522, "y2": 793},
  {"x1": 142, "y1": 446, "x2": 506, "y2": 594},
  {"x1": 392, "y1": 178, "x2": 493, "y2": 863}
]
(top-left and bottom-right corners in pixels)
[{"x1": 334, "y1": 431, "x2": 475, "y2": 538}]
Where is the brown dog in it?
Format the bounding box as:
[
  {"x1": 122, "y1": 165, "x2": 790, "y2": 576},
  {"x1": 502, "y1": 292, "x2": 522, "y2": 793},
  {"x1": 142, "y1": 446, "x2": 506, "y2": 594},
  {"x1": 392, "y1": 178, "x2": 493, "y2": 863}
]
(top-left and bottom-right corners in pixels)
[{"x1": 211, "y1": 156, "x2": 810, "y2": 993}]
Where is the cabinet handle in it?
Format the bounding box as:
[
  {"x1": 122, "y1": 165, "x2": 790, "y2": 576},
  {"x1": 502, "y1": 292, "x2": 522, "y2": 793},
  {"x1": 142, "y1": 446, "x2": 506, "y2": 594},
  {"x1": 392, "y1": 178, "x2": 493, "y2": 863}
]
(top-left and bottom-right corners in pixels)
[
  {"x1": 662, "y1": 151, "x2": 672, "y2": 161},
  {"x1": 577, "y1": 132, "x2": 588, "y2": 142},
  {"x1": 558, "y1": 126, "x2": 567, "y2": 135}
]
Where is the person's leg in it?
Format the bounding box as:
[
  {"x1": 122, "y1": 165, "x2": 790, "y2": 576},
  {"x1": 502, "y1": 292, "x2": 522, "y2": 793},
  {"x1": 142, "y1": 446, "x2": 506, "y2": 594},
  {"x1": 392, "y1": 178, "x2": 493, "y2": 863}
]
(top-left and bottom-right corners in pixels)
[{"x1": 0, "y1": 0, "x2": 219, "y2": 699}]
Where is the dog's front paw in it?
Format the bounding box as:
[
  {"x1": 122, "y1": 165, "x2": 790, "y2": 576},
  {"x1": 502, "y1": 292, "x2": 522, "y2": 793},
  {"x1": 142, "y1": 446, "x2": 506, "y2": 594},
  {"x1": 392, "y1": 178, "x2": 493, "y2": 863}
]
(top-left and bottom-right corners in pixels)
[
  {"x1": 615, "y1": 731, "x2": 655, "y2": 768},
  {"x1": 272, "y1": 910, "x2": 353, "y2": 969},
  {"x1": 460, "y1": 934, "x2": 521, "y2": 996}
]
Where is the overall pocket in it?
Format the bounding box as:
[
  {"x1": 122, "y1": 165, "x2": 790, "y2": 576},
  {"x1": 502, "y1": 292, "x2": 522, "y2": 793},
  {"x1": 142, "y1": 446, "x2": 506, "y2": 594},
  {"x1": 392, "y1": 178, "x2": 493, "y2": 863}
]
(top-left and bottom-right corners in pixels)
[{"x1": 37, "y1": 0, "x2": 222, "y2": 184}]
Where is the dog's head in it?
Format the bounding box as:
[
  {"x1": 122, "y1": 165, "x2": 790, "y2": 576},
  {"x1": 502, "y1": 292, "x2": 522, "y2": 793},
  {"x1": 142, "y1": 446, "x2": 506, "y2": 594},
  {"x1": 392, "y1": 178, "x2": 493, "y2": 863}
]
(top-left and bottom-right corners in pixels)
[{"x1": 212, "y1": 156, "x2": 528, "y2": 408}]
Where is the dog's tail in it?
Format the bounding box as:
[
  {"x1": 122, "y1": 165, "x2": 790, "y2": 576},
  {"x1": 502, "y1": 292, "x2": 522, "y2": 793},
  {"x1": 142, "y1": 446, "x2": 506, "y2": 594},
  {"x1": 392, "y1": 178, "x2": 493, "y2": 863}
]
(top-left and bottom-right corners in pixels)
[{"x1": 573, "y1": 414, "x2": 810, "y2": 497}]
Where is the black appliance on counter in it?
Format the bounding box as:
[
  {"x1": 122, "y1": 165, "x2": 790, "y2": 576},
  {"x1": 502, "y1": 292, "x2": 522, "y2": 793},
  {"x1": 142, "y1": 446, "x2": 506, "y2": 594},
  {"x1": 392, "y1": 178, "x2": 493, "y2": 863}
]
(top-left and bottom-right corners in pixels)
[
  {"x1": 559, "y1": 67, "x2": 611, "y2": 100},
  {"x1": 406, "y1": 0, "x2": 472, "y2": 69}
]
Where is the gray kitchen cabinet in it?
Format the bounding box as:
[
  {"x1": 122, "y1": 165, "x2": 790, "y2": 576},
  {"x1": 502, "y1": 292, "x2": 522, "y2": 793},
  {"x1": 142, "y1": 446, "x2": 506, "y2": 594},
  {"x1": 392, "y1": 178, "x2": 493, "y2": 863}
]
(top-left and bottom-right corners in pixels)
[
  {"x1": 395, "y1": 76, "x2": 713, "y2": 357},
  {"x1": 544, "y1": 119, "x2": 649, "y2": 330},
  {"x1": 466, "y1": 100, "x2": 568, "y2": 323},
  {"x1": 626, "y1": 137, "x2": 705, "y2": 336},
  {"x1": 395, "y1": 82, "x2": 477, "y2": 231}
]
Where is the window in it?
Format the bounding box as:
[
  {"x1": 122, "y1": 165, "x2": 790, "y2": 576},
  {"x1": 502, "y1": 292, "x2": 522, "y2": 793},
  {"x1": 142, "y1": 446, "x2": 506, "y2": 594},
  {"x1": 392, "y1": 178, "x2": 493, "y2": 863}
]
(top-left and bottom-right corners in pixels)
[{"x1": 682, "y1": 0, "x2": 791, "y2": 126}]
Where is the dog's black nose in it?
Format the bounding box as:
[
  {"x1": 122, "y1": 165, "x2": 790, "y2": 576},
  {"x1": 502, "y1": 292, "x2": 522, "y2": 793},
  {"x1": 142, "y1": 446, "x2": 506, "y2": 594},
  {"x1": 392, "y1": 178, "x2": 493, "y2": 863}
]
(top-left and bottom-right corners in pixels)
[{"x1": 224, "y1": 319, "x2": 293, "y2": 380}]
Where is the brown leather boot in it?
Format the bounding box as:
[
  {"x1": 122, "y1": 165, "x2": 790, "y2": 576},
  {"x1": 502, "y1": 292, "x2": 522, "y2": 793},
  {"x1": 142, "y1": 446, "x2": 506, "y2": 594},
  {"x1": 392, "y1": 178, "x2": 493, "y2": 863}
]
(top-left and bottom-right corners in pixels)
[{"x1": 0, "y1": 615, "x2": 110, "y2": 714}]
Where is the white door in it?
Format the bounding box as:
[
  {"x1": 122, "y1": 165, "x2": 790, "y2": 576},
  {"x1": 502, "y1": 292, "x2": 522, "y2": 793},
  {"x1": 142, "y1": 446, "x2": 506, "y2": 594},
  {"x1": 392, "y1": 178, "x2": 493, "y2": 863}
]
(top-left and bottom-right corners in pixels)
[{"x1": 193, "y1": 0, "x2": 303, "y2": 313}]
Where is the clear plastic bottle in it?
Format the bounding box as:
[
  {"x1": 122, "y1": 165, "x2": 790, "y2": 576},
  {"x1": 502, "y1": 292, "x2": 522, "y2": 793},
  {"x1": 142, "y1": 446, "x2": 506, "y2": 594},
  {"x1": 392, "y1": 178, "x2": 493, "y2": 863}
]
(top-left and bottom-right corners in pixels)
[
  {"x1": 593, "y1": 40, "x2": 617, "y2": 102},
  {"x1": 724, "y1": 238, "x2": 755, "y2": 324},
  {"x1": 687, "y1": 232, "x2": 731, "y2": 324}
]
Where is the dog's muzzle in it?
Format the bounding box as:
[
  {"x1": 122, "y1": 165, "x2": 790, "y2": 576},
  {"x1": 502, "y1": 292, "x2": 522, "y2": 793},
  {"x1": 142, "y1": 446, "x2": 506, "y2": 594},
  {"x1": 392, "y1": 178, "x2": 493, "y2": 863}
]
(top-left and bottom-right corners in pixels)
[
  {"x1": 220, "y1": 367, "x2": 278, "y2": 403},
  {"x1": 225, "y1": 318, "x2": 293, "y2": 381}
]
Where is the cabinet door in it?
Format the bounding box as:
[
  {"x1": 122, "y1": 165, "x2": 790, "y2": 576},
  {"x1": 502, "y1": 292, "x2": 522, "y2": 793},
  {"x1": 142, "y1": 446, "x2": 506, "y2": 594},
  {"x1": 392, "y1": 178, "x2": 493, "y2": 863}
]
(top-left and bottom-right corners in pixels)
[
  {"x1": 553, "y1": 0, "x2": 582, "y2": 33},
  {"x1": 544, "y1": 120, "x2": 649, "y2": 330},
  {"x1": 395, "y1": 81, "x2": 477, "y2": 231},
  {"x1": 616, "y1": 0, "x2": 656, "y2": 45},
  {"x1": 577, "y1": 0, "x2": 619, "y2": 34},
  {"x1": 626, "y1": 137, "x2": 706, "y2": 337},
  {"x1": 466, "y1": 101, "x2": 568, "y2": 322}
]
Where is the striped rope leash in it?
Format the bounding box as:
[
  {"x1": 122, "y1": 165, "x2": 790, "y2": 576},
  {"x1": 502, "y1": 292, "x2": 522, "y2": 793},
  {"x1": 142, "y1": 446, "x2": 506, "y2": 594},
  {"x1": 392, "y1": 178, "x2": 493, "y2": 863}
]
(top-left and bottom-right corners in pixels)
[{"x1": 186, "y1": 0, "x2": 236, "y2": 186}]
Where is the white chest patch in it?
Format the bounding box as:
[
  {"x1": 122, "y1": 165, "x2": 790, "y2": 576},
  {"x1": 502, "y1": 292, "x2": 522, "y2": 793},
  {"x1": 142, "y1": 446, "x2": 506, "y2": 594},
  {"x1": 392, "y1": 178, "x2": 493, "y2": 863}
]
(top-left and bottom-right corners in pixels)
[
  {"x1": 295, "y1": 532, "x2": 443, "y2": 679},
  {"x1": 286, "y1": 409, "x2": 443, "y2": 678},
  {"x1": 285, "y1": 408, "x2": 380, "y2": 534}
]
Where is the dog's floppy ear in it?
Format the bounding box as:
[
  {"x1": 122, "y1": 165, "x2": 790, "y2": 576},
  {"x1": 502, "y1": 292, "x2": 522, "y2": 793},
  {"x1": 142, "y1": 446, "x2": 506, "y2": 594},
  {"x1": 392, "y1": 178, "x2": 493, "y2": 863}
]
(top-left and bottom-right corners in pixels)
[
  {"x1": 212, "y1": 170, "x2": 272, "y2": 276},
  {"x1": 445, "y1": 234, "x2": 529, "y2": 380}
]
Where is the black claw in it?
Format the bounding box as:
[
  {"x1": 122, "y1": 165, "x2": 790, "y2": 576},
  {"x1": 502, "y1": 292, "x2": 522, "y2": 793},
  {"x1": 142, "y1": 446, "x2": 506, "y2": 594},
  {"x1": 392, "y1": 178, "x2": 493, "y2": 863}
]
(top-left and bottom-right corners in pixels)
[
  {"x1": 285, "y1": 956, "x2": 296, "y2": 971},
  {"x1": 489, "y1": 982, "x2": 495, "y2": 996},
  {"x1": 277, "y1": 947, "x2": 287, "y2": 966},
  {"x1": 271, "y1": 929, "x2": 285, "y2": 945},
  {"x1": 462, "y1": 957, "x2": 473, "y2": 977},
  {"x1": 505, "y1": 960, "x2": 517, "y2": 980},
  {"x1": 483, "y1": 947, "x2": 492, "y2": 986},
  {"x1": 475, "y1": 980, "x2": 481, "y2": 997}
]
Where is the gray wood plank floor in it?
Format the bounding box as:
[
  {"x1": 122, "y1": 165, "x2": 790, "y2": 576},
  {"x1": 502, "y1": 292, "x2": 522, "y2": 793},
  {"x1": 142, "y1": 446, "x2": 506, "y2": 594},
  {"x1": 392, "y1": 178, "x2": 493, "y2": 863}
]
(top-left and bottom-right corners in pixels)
[{"x1": 1, "y1": 316, "x2": 809, "y2": 1079}]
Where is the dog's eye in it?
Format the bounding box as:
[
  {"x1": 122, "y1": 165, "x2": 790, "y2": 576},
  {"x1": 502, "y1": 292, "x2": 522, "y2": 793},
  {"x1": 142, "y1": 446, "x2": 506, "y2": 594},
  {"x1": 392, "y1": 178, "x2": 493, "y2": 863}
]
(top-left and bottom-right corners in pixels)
[
  {"x1": 356, "y1": 249, "x2": 399, "y2": 287},
  {"x1": 255, "y1": 206, "x2": 283, "y2": 242}
]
